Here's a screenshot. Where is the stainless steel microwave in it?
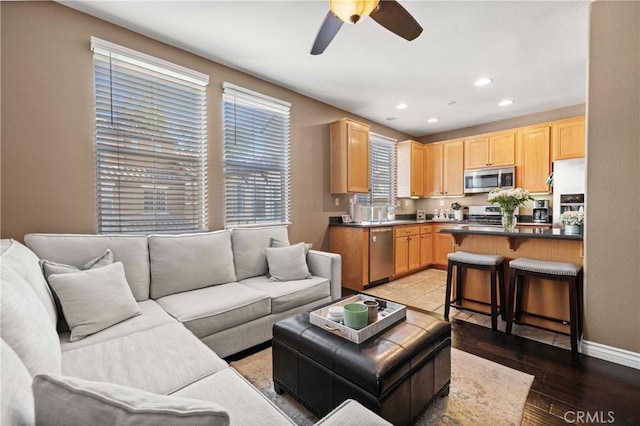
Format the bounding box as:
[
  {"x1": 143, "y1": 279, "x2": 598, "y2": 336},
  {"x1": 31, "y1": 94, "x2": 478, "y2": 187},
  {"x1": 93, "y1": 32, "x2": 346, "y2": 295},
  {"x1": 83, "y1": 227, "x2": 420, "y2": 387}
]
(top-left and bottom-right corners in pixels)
[{"x1": 464, "y1": 166, "x2": 515, "y2": 193}]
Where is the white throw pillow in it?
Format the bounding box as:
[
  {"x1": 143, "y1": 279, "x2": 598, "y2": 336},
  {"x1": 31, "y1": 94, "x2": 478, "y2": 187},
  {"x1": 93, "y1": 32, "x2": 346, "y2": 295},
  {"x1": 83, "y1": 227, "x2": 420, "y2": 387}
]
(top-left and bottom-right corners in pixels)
[
  {"x1": 48, "y1": 262, "x2": 141, "y2": 342},
  {"x1": 265, "y1": 242, "x2": 312, "y2": 282},
  {"x1": 40, "y1": 249, "x2": 114, "y2": 332},
  {"x1": 33, "y1": 374, "x2": 230, "y2": 426}
]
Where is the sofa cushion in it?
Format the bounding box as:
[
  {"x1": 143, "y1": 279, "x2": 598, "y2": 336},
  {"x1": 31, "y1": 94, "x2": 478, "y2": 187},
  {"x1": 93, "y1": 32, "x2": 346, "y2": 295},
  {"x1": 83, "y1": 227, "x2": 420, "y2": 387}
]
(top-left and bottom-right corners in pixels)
[
  {"x1": 41, "y1": 249, "x2": 114, "y2": 333},
  {"x1": 240, "y1": 275, "x2": 330, "y2": 313},
  {"x1": 149, "y1": 231, "x2": 237, "y2": 299},
  {"x1": 265, "y1": 242, "x2": 312, "y2": 282},
  {"x1": 25, "y1": 233, "x2": 151, "y2": 301},
  {"x1": 60, "y1": 300, "x2": 176, "y2": 352},
  {"x1": 1, "y1": 239, "x2": 57, "y2": 326},
  {"x1": 156, "y1": 283, "x2": 271, "y2": 338},
  {"x1": 62, "y1": 322, "x2": 228, "y2": 395},
  {"x1": 173, "y1": 367, "x2": 295, "y2": 425},
  {"x1": 1, "y1": 340, "x2": 35, "y2": 426},
  {"x1": 0, "y1": 275, "x2": 61, "y2": 376},
  {"x1": 231, "y1": 226, "x2": 289, "y2": 280},
  {"x1": 33, "y1": 374, "x2": 230, "y2": 426},
  {"x1": 49, "y1": 262, "x2": 142, "y2": 342}
]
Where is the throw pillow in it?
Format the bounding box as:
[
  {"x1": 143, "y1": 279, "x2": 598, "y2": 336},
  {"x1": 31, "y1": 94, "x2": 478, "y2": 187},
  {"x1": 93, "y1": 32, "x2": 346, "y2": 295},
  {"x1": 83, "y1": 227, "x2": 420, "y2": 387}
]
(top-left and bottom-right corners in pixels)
[
  {"x1": 47, "y1": 262, "x2": 141, "y2": 342},
  {"x1": 33, "y1": 374, "x2": 230, "y2": 426},
  {"x1": 265, "y1": 242, "x2": 311, "y2": 282},
  {"x1": 267, "y1": 238, "x2": 312, "y2": 278},
  {"x1": 40, "y1": 249, "x2": 114, "y2": 333}
]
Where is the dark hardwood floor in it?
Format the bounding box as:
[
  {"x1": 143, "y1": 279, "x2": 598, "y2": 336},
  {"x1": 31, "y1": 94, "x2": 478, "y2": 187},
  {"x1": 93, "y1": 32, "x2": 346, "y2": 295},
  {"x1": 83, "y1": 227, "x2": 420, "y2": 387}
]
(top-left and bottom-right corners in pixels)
[{"x1": 449, "y1": 318, "x2": 640, "y2": 425}]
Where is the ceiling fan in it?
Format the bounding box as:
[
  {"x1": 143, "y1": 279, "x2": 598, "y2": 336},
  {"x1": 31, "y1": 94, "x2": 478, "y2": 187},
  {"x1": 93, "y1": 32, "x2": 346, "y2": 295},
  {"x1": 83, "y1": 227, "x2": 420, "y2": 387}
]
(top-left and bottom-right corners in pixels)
[{"x1": 311, "y1": 0, "x2": 423, "y2": 55}]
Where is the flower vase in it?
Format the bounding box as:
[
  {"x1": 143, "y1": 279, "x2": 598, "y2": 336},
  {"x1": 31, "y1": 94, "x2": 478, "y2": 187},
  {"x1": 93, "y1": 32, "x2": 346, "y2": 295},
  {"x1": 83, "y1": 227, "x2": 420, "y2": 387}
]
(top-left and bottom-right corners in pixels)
[
  {"x1": 501, "y1": 208, "x2": 517, "y2": 232},
  {"x1": 564, "y1": 224, "x2": 581, "y2": 235}
]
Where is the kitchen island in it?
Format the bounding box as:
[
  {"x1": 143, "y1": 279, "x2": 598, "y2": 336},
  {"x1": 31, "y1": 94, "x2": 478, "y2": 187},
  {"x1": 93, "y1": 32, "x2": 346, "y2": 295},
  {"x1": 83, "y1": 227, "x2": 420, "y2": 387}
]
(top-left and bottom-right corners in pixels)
[{"x1": 439, "y1": 225, "x2": 583, "y2": 334}]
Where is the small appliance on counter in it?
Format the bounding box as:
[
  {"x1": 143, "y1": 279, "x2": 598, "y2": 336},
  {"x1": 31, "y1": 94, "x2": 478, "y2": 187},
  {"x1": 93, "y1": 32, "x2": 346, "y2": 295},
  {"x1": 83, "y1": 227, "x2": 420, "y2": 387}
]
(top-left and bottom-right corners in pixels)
[
  {"x1": 416, "y1": 210, "x2": 427, "y2": 221},
  {"x1": 532, "y1": 199, "x2": 552, "y2": 223}
]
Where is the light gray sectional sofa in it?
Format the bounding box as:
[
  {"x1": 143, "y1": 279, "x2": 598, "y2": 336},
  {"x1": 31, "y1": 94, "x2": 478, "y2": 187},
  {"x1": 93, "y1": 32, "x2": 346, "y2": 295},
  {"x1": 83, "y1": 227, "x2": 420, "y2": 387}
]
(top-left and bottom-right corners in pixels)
[{"x1": 1, "y1": 226, "x2": 391, "y2": 425}]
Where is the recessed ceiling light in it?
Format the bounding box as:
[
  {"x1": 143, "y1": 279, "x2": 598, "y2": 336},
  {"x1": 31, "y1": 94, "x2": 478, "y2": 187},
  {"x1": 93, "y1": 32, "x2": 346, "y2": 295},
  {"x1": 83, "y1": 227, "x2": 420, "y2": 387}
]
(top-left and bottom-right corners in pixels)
[
  {"x1": 474, "y1": 77, "x2": 493, "y2": 86},
  {"x1": 498, "y1": 99, "x2": 515, "y2": 106},
  {"x1": 427, "y1": 117, "x2": 438, "y2": 123},
  {"x1": 395, "y1": 103, "x2": 408, "y2": 110}
]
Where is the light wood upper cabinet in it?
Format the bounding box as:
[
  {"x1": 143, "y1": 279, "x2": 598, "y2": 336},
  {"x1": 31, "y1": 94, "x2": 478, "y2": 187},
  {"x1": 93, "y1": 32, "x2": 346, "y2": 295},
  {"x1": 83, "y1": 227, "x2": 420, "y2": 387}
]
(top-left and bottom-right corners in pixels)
[
  {"x1": 516, "y1": 125, "x2": 551, "y2": 193},
  {"x1": 397, "y1": 140, "x2": 424, "y2": 197},
  {"x1": 423, "y1": 140, "x2": 464, "y2": 197},
  {"x1": 330, "y1": 118, "x2": 370, "y2": 194},
  {"x1": 443, "y1": 140, "x2": 464, "y2": 196},
  {"x1": 553, "y1": 116, "x2": 585, "y2": 160},
  {"x1": 423, "y1": 143, "x2": 443, "y2": 196},
  {"x1": 464, "y1": 132, "x2": 515, "y2": 169}
]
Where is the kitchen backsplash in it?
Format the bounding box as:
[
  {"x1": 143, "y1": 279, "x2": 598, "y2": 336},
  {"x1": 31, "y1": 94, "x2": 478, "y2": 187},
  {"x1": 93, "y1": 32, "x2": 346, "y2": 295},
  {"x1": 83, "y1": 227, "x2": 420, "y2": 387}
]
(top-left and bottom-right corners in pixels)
[{"x1": 414, "y1": 193, "x2": 553, "y2": 215}]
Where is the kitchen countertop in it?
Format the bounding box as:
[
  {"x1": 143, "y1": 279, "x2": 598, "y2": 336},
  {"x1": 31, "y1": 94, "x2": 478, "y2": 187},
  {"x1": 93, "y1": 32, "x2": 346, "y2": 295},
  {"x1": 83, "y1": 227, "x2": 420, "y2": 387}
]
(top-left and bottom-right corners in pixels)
[
  {"x1": 439, "y1": 224, "x2": 583, "y2": 240},
  {"x1": 329, "y1": 219, "x2": 555, "y2": 229}
]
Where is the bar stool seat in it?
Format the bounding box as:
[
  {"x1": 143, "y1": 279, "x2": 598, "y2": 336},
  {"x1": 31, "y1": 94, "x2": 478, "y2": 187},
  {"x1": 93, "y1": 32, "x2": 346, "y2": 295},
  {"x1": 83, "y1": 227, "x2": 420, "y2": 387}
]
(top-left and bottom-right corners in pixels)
[
  {"x1": 506, "y1": 258, "x2": 583, "y2": 354},
  {"x1": 445, "y1": 251, "x2": 505, "y2": 331}
]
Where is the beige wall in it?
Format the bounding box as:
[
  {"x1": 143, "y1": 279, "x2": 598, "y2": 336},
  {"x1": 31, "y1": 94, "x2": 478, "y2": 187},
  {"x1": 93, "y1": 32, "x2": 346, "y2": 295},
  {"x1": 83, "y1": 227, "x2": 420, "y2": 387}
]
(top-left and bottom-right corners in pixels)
[
  {"x1": 585, "y1": 1, "x2": 639, "y2": 352},
  {"x1": 0, "y1": 1, "x2": 411, "y2": 250}
]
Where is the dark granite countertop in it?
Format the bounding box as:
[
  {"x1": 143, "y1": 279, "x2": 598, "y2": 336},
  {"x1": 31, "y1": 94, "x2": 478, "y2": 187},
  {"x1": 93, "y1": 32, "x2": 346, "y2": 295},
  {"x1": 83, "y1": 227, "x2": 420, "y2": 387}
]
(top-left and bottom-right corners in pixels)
[{"x1": 438, "y1": 225, "x2": 583, "y2": 240}]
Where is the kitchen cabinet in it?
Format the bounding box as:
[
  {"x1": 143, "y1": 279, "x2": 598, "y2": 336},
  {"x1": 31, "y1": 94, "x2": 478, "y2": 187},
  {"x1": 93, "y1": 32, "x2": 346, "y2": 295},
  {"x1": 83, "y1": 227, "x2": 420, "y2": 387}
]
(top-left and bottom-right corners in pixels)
[
  {"x1": 432, "y1": 224, "x2": 454, "y2": 268},
  {"x1": 516, "y1": 125, "x2": 551, "y2": 193},
  {"x1": 423, "y1": 140, "x2": 464, "y2": 197},
  {"x1": 553, "y1": 116, "x2": 585, "y2": 160},
  {"x1": 330, "y1": 118, "x2": 370, "y2": 194},
  {"x1": 397, "y1": 140, "x2": 423, "y2": 197},
  {"x1": 329, "y1": 226, "x2": 369, "y2": 291},
  {"x1": 464, "y1": 132, "x2": 515, "y2": 169},
  {"x1": 394, "y1": 225, "x2": 421, "y2": 276},
  {"x1": 419, "y1": 225, "x2": 433, "y2": 267}
]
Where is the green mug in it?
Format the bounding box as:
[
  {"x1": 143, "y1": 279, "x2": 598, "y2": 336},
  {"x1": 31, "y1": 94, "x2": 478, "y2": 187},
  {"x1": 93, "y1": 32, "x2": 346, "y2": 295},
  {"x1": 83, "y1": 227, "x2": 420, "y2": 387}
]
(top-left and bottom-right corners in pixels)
[{"x1": 343, "y1": 303, "x2": 368, "y2": 330}]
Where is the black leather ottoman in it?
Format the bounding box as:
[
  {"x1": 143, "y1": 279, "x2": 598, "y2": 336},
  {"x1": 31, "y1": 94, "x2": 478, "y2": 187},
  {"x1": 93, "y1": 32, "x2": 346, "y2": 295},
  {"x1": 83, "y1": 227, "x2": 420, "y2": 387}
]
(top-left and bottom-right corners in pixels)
[{"x1": 272, "y1": 307, "x2": 451, "y2": 426}]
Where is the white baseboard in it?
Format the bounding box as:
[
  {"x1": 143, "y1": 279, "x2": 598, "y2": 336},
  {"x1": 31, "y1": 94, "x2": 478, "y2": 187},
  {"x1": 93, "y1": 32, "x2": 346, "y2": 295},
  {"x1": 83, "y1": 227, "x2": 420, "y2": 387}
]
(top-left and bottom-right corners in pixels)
[{"x1": 580, "y1": 340, "x2": 640, "y2": 370}]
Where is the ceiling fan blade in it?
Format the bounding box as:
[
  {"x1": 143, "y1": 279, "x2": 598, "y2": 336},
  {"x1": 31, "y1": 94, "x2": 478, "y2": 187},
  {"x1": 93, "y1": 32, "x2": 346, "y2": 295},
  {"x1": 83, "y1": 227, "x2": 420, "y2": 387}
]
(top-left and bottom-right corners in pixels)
[
  {"x1": 311, "y1": 11, "x2": 343, "y2": 55},
  {"x1": 370, "y1": 0, "x2": 423, "y2": 41}
]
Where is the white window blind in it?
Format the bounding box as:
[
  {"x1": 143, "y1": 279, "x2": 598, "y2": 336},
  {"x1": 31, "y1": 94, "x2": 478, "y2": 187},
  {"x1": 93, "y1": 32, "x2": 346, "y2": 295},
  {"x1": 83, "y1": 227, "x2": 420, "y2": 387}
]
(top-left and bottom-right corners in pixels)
[
  {"x1": 91, "y1": 37, "x2": 209, "y2": 234},
  {"x1": 358, "y1": 133, "x2": 397, "y2": 206},
  {"x1": 222, "y1": 83, "x2": 291, "y2": 227}
]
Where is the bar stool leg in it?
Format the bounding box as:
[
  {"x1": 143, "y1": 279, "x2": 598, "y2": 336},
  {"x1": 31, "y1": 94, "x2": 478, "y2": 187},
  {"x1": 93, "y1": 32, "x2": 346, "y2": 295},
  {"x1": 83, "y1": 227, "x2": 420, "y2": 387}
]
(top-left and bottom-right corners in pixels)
[
  {"x1": 444, "y1": 260, "x2": 454, "y2": 321},
  {"x1": 514, "y1": 273, "x2": 524, "y2": 323},
  {"x1": 506, "y1": 268, "x2": 517, "y2": 335},
  {"x1": 498, "y1": 265, "x2": 506, "y2": 321},
  {"x1": 490, "y1": 265, "x2": 498, "y2": 331},
  {"x1": 455, "y1": 264, "x2": 463, "y2": 305},
  {"x1": 568, "y1": 276, "x2": 579, "y2": 354}
]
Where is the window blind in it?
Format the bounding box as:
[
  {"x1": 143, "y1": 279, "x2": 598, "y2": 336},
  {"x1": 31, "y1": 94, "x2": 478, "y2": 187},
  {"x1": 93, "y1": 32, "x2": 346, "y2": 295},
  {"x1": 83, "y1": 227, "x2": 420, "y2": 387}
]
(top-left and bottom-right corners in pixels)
[
  {"x1": 91, "y1": 37, "x2": 209, "y2": 234},
  {"x1": 358, "y1": 133, "x2": 397, "y2": 206},
  {"x1": 222, "y1": 82, "x2": 291, "y2": 227}
]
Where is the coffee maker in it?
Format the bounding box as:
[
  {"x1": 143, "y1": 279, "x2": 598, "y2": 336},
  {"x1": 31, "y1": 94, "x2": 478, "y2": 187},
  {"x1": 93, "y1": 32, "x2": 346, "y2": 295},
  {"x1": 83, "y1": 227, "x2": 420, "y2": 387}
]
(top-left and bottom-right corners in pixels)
[{"x1": 532, "y1": 199, "x2": 552, "y2": 223}]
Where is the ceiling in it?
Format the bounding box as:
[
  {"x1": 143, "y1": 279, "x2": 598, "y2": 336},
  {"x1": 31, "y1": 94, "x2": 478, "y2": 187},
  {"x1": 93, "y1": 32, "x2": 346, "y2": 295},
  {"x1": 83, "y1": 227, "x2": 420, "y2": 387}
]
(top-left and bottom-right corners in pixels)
[{"x1": 59, "y1": 0, "x2": 590, "y2": 137}]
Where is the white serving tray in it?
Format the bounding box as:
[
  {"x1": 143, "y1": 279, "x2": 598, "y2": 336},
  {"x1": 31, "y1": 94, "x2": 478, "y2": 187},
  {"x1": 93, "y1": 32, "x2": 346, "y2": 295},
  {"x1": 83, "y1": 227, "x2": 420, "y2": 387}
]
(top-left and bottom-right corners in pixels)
[{"x1": 309, "y1": 294, "x2": 406, "y2": 344}]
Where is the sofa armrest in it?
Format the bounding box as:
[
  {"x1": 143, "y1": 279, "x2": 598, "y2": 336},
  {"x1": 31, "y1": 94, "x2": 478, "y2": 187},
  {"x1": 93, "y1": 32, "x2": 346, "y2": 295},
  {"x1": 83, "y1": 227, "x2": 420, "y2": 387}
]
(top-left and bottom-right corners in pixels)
[
  {"x1": 313, "y1": 399, "x2": 391, "y2": 426},
  {"x1": 306, "y1": 250, "x2": 341, "y2": 300}
]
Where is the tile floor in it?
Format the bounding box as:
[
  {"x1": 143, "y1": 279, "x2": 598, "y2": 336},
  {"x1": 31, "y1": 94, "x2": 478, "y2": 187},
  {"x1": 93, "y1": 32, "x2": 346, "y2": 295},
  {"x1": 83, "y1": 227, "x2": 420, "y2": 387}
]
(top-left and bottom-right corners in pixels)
[{"x1": 362, "y1": 268, "x2": 572, "y2": 350}]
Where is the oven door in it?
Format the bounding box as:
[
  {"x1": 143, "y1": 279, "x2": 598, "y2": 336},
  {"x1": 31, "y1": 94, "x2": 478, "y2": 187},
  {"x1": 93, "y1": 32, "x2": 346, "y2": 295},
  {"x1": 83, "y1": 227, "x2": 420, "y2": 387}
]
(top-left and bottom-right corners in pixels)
[{"x1": 464, "y1": 167, "x2": 515, "y2": 193}]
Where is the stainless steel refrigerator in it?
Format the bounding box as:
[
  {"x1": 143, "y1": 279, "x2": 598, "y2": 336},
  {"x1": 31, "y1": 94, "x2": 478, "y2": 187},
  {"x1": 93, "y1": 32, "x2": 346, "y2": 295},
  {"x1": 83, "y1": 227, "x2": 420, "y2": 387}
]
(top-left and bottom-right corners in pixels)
[{"x1": 552, "y1": 158, "x2": 586, "y2": 223}]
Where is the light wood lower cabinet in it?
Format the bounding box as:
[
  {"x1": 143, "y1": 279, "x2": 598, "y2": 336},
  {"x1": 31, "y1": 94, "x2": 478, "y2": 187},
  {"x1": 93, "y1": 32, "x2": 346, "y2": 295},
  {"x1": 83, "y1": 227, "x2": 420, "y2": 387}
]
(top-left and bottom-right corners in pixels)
[
  {"x1": 419, "y1": 225, "x2": 433, "y2": 267},
  {"x1": 433, "y1": 224, "x2": 454, "y2": 267},
  {"x1": 329, "y1": 226, "x2": 369, "y2": 291},
  {"x1": 393, "y1": 226, "x2": 421, "y2": 276}
]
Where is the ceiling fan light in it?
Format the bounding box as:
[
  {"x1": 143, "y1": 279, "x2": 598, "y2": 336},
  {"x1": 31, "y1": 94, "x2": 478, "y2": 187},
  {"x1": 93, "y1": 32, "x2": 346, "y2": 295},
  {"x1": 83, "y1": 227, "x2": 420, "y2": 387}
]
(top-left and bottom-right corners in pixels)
[{"x1": 330, "y1": 0, "x2": 380, "y2": 24}]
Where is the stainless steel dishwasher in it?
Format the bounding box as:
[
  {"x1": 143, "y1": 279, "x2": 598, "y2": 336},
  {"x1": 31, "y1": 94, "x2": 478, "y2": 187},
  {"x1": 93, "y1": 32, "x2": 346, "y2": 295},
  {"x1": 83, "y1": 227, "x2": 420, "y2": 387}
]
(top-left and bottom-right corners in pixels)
[{"x1": 369, "y1": 227, "x2": 394, "y2": 283}]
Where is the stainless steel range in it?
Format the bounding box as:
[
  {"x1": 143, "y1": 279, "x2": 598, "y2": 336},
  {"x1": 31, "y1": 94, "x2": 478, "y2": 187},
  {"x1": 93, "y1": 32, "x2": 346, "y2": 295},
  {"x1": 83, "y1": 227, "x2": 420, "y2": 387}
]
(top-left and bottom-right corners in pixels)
[{"x1": 467, "y1": 205, "x2": 520, "y2": 226}]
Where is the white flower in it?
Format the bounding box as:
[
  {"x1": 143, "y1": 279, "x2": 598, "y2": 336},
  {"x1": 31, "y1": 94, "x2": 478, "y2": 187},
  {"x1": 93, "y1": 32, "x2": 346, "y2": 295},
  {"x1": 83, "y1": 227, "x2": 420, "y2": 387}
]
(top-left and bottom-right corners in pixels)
[{"x1": 560, "y1": 211, "x2": 584, "y2": 225}]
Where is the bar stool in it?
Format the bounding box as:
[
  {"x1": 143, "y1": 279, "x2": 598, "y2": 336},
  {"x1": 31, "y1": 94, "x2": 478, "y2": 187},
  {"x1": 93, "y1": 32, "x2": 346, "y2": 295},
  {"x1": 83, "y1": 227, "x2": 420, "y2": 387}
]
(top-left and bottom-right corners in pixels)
[
  {"x1": 506, "y1": 258, "x2": 583, "y2": 354},
  {"x1": 444, "y1": 251, "x2": 505, "y2": 331}
]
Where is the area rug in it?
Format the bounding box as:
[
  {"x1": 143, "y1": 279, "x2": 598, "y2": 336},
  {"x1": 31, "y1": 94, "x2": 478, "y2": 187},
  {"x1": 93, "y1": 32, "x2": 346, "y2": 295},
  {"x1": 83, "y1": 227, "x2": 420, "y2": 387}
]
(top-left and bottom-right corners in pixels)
[{"x1": 230, "y1": 347, "x2": 534, "y2": 425}]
